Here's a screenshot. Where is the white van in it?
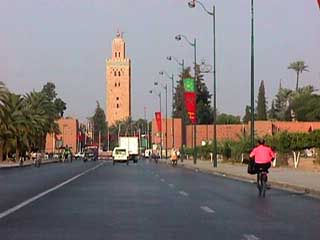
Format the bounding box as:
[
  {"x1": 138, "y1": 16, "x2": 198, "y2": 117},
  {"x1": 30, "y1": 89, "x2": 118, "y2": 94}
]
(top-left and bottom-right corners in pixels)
[{"x1": 112, "y1": 147, "x2": 129, "y2": 165}]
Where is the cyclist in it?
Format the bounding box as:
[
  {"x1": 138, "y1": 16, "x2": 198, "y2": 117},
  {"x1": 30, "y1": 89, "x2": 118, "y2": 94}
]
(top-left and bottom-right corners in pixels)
[{"x1": 250, "y1": 138, "x2": 275, "y2": 173}]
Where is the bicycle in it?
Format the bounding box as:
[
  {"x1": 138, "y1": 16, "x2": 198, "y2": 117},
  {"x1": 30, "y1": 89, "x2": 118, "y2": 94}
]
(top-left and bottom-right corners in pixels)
[{"x1": 256, "y1": 167, "x2": 268, "y2": 197}]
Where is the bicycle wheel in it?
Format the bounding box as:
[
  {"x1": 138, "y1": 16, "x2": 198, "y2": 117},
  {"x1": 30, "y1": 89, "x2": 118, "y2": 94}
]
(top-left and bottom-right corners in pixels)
[
  {"x1": 257, "y1": 173, "x2": 262, "y2": 196},
  {"x1": 261, "y1": 174, "x2": 267, "y2": 197}
]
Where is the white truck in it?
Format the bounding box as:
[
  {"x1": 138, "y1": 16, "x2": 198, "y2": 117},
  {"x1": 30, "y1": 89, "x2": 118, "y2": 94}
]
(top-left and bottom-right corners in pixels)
[{"x1": 119, "y1": 137, "x2": 139, "y2": 163}]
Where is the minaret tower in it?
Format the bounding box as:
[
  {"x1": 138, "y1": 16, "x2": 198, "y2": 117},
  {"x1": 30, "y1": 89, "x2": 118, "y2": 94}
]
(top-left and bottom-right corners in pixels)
[{"x1": 106, "y1": 31, "x2": 131, "y2": 126}]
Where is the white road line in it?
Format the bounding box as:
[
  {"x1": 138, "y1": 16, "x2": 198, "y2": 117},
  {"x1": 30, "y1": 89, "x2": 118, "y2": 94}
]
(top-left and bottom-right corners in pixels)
[
  {"x1": 242, "y1": 234, "x2": 260, "y2": 240},
  {"x1": 155, "y1": 174, "x2": 159, "y2": 177},
  {"x1": 168, "y1": 184, "x2": 174, "y2": 188},
  {"x1": 0, "y1": 162, "x2": 104, "y2": 219},
  {"x1": 200, "y1": 206, "x2": 215, "y2": 214},
  {"x1": 160, "y1": 178, "x2": 165, "y2": 182},
  {"x1": 179, "y1": 191, "x2": 189, "y2": 197}
]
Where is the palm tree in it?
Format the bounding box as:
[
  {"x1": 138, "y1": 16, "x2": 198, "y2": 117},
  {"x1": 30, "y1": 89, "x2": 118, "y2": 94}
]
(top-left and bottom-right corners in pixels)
[
  {"x1": 288, "y1": 61, "x2": 309, "y2": 91},
  {"x1": 2, "y1": 93, "x2": 25, "y2": 161},
  {"x1": 0, "y1": 82, "x2": 9, "y2": 161}
]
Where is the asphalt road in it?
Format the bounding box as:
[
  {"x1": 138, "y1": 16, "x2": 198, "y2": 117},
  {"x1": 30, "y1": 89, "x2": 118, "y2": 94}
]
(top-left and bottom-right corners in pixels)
[{"x1": 0, "y1": 159, "x2": 319, "y2": 240}]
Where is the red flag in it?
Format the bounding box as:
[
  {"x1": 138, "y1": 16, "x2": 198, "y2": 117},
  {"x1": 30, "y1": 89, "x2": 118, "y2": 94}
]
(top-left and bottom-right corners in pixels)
[
  {"x1": 184, "y1": 92, "x2": 197, "y2": 124},
  {"x1": 318, "y1": 0, "x2": 320, "y2": 9},
  {"x1": 155, "y1": 112, "x2": 162, "y2": 132}
]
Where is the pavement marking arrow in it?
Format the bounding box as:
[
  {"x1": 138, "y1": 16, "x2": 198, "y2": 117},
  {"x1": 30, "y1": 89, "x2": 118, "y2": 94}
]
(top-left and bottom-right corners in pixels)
[{"x1": 0, "y1": 162, "x2": 104, "y2": 220}]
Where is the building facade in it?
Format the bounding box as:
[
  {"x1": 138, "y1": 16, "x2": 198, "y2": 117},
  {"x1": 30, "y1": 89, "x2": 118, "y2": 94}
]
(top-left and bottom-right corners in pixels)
[
  {"x1": 45, "y1": 118, "x2": 79, "y2": 153},
  {"x1": 106, "y1": 31, "x2": 131, "y2": 126}
]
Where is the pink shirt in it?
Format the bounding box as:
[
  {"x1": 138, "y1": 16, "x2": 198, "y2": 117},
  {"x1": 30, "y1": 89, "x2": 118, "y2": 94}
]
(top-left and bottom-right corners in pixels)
[{"x1": 249, "y1": 145, "x2": 275, "y2": 164}]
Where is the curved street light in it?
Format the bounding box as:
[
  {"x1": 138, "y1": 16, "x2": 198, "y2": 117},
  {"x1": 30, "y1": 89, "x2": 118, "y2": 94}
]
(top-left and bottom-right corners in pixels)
[
  {"x1": 166, "y1": 56, "x2": 184, "y2": 72},
  {"x1": 159, "y1": 71, "x2": 175, "y2": 150},
  {"x1": 187, "y1": 0, "x2": 217, "y2": 167},
  {"x1": 175, "y1": 33, "x2": 198, "y2": 164}
]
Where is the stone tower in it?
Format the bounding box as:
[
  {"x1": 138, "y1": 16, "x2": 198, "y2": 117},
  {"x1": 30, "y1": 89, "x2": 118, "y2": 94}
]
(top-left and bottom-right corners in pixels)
[{"x1": 106, "y1": 31, "x2": 131, "y2": 126}]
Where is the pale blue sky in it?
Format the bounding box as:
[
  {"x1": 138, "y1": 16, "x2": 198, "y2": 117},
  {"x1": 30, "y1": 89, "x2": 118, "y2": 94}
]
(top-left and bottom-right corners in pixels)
[{"x1": 1, "y1": 0, "x2": 319, "y2": 122}]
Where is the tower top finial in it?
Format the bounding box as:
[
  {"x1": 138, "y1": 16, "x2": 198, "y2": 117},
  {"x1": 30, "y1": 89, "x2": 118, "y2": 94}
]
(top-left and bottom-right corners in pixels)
[{"x1": 116, "y1": 29, "x2": 124, "y2": 38}]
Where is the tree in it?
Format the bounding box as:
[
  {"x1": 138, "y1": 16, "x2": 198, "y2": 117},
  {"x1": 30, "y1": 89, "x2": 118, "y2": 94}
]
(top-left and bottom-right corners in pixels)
[
  {"x1": 256, "y1": 80, "x2": 267, "y2": 120},
  {"x1": 288, "y1": 61, "x2": 309, "y2": 91},
  {"x1": 173, "y1": 66, "x2": 213, "y2": 125},
  {"x1": 216, "y1": 113, "x2": 241, "y2": 124},
  {"x1": 54, "y1": 98, "x2": 67, "y2": 117},
  {"x1": 242, "y1": 105, "x2": 251, "y2": 123},
  {"x1": 289, "y1": 87, "x2": 320, "y2": 121},
  {"x1": 92, "y1": 101, "x2": 107, "y2": 144},
  {"x1": 268, "y1": 100, "x2": 277, "y2": 120},
  {"x1": 41, "y1": 82, "x2": 57, "y2": 101},
  {"x1": 173, "y1": 67, "x2": 191, "y2": 126},
  {"x1": 273, "y1": 87, "x2": 293, "y2": 120},
  {"x1": 195, "y1": 64, "x2": 213, "y2": 124}
]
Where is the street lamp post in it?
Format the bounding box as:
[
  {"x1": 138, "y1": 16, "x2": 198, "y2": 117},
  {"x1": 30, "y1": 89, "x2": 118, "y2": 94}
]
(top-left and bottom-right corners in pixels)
[
  {"x1": 159, "y1": 71, "x2": 175, "y2": 150},
  {"x1": 188, "y1": 0, "x2": 217, "y2": 167},
  {"x1": 167, "y1": 56, "x2": 185, "y2": 73},
  {"x1": 175, "y1": 34, "x2": 197, "y2": 165},
  {"x1": 250, "y1": 0, "x2": 255, "y2": 148},
  {"x1": 149, "y1": 89, "x2": 163, "y2": 158},
  {"x1": 154, "y1": 81, "x2": 168, "y2": 159}
]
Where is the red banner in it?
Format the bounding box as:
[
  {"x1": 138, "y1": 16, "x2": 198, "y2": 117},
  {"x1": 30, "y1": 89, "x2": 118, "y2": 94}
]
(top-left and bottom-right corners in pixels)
[
  {"x1": 155, "y1": 112, "x2": 162, "y2": 132},
  {"x1": 318, "y1": 0, "x2": 320, "y2": 9},
  {"x1": 184, "y1": 92, "x2": 197, "y2": 124}
]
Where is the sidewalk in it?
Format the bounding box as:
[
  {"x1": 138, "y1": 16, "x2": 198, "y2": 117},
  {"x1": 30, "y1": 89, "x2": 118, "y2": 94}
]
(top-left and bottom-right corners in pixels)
[{"x1": 168, "y1": 159, "x2": 320, "y2": 197}]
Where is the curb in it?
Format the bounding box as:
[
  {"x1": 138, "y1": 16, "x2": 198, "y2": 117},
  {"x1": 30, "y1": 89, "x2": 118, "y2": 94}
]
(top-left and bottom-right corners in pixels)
[
  {"x1": 0, "y1": 160, "x2": 60, "y2": 169},
  {"x1": 178, "y1": 162, "x2": 320, "y2": 199}
]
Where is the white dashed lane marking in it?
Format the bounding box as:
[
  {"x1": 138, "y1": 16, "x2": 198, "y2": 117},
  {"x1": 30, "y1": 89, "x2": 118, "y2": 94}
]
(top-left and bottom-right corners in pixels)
[
  {"x1": 242, "y1": 234, "x2": 260, "y2": 240},
  {"x1": 168, "y1": 184, "x2": 174, "y2": 188},
  {"x1": 0, "y1": 163, "x2": 104, "y2": 219},
  {"x1": 179, "y1": 191, "x2": 189, "y2": 197},
  {"x1": 200, "y1": 206, "x2": 215, "y2": 214},
  {"x1": 160, "y1": 178, "x2": 165, "y2": 182}
]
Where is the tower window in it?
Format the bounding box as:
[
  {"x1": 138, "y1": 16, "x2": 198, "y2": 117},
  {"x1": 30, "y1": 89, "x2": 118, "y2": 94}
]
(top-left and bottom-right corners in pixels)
[
  {"x1": 114, "y1": 71, "x2": 116, "y2": 77},
  {"x1": 118, "y1": 71, "x2": 121, "y2": 76},
  {"x1": 119, "y1": 52, "x2": 121, "y2": 58},
  {"x1": 115, "y1": 52, "x2": 117, "y2": 58},
  {"x1": 116, "y1": 97, "x2": 119, "y2": 100},
  {"x1": 116, "y1": 103, "x2": 119, "y2": 108},
  {"x1": 114, "y1": 83, "x2": 117, "y2": 87}
]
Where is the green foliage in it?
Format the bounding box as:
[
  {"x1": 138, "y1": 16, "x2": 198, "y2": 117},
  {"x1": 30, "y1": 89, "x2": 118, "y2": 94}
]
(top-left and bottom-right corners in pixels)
[
  {"x1": 173, "y1": 67, "x2": 191, "y2": 126},
  {"x1": 288, "y1": 60, "x2": 309, "y2": 91},
  {"x1": 273, "y1": 87, "x2": 293, "y2": 121},
  {"x1": 242, "y1": 105, "x2": 251, "y2": 123},
  {"x1": 195, "y1": 65, "x2": 213, "y2": 124},
  {"x1": 107, "y1": 117, "x2": 148, "y2": 150},
  {"x1": 256, "y1": 80, "x2": 267, "y2": 120},
  {"x1": 289, "y1": 89, "x2": 320, "y2": 121},
  {"x1": 217, "y1": 113, "x2": 241, "y2": 124},
  {"x1": 173, "y1": 65, "x2": 213, "y2": 125},
  {"x1": 92, "y1": 101, "x2": 107, "y2": 144},
  {"x1": 0, "y1": 82, "x2": 65, "y2": 161},
  {"x1": 268, "y1": 101, "x2": 277, "y2": 120}
]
